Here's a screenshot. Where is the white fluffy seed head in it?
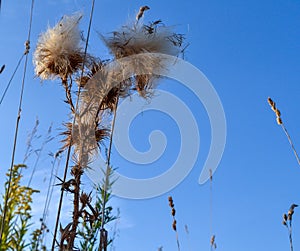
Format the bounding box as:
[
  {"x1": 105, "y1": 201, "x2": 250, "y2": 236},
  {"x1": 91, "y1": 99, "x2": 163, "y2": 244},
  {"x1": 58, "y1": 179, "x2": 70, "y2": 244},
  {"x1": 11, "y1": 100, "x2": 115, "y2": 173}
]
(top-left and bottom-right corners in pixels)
[{"x1": 33, "y1": 13, "x2": 84, "y2": 80}]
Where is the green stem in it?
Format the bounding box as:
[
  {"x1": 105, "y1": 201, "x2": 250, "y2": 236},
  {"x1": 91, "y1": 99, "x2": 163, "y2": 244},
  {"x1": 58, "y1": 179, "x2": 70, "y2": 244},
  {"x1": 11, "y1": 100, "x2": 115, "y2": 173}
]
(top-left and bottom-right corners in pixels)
[{"x1": 98, "y1": 87, "x2": 120, "y2": 251}]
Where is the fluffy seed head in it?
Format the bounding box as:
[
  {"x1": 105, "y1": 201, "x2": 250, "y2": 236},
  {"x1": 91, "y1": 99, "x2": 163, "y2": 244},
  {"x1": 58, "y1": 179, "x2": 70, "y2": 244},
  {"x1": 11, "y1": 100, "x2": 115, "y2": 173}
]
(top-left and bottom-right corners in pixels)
[
  {"x1": 102, "y1": 20, "x2": 185, "y2": 97},
  {"x1": 33, "y1": 13, "x2": 85, "y2": 80},
  {"x1": 102, "y1": 20, "x2": 183, "y2": 59}
]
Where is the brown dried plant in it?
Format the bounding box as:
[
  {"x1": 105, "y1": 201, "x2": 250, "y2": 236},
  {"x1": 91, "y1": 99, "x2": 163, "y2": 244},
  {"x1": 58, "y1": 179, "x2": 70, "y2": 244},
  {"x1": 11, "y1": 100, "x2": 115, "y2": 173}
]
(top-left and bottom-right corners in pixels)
[
  {"x1": 168, "y1": 196, "x2": 180, "y2": 251},
  {"x1": 101, "y1": 12, "x2": 185, "y2": 98},
  {"x1": 33, "y1": 7, "x2": 187, "y2": 249},
  {"x1": 33, "y1": 13, "x2": 89, "y2": 83},
  {"x1": 209, "y1": 169, "x2": 217, "y2": 250},
  {"x1": 267, "y1": 97, "x2": 300, "y2": 165},
  {"x1": 282, "y1": 204, "x2": 298, "y2": 251},
  {"x1": 34, "y1": 13, "x2": 112, "y2": 250}
]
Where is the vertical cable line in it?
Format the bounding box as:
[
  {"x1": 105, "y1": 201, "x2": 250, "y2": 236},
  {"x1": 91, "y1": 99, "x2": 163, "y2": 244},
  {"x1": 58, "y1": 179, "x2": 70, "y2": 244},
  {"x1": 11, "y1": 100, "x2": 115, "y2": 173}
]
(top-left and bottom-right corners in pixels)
[
  {"x1": 51, "y1": 0, "x2": 96, "y2": 249},
  {"x1": 0, "y1": 0, "x2": 35, "y2": 244}
]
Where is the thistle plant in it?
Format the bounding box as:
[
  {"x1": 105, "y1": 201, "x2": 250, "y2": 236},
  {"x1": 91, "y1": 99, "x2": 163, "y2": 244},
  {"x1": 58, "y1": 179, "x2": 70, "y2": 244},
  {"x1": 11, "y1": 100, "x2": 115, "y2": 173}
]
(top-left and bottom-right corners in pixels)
[
  {"x1": 33, "y1": 13, "x2": 105, "y2": 250},
  {"x1": 33, "y1": 7, "x2": 185, "y2": 249}
]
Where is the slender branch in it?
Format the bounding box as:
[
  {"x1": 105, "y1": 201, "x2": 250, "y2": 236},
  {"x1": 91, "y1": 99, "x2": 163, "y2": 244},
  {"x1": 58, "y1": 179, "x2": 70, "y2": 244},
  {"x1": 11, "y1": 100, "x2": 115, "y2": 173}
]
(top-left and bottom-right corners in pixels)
[{"x1": 289, "y1": 220, "x2": 293, "y2": 251}]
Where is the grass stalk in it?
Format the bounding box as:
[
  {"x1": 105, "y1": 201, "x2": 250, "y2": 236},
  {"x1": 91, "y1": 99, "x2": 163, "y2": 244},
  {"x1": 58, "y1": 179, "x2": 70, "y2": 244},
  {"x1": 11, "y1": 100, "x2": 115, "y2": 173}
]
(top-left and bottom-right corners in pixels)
[
  {"x1": 282, "y1": 204, "x2": 298, "y2": 251},
  {"x1": 99, "y1": 86, "x2": 121, "y2": 251},
  {"x1": 267, "y1": 97, "x2": 300, "y2": 165},
  {"x1": 168, "y1": 196, "x2": 180, "y2": 251}
]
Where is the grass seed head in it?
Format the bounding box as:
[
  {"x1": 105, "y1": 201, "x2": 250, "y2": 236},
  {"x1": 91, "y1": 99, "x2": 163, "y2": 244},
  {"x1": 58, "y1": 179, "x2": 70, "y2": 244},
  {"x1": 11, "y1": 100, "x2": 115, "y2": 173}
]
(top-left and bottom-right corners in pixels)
[
  {"x1": 171, "y1": 208, "x2": 176, "y2": 216},
  {"x1": 276, "y1": 117, "x2": 282, "y2": 125},
  {"x1": 172, "y1": 220, "x2": 177, "y2": 231}
]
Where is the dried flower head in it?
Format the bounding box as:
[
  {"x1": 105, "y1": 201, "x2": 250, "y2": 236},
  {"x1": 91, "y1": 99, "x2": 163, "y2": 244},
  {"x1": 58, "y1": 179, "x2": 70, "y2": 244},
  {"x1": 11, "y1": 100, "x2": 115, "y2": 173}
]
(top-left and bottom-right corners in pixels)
[
  {"x1": 60, "y1": 120, "x2": 108, "y2": 167},
  {"x1": 76, "y1": 59, "x2": 104, "y2": 88},
  {"x1": 102, "y1": 20, "x2": 183, "y2": 59},
  {"x1": 33, "y1": 13, "x2": 86, "y2": 81},
  {"x1": 102, "y1": 19, "x2": 185, "y2": 97}
]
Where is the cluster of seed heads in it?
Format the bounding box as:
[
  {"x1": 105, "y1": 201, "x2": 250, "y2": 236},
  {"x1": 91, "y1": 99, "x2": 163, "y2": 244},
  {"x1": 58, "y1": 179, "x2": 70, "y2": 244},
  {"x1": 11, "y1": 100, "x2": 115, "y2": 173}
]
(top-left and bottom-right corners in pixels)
[
  {"x1": 168, "y1": 196, "x2": 181, "y2": 251},
  {"x1": 268, "y1": 97, "x2": 282, "y2": 125},
  {"x1": 282, "y1": 204, "x2": 298, "y2": 251},
  {"x1": 168, "y1": 196, "x2": 177, "y2": 231},
  {"x1": 283, "y1": 204, "x2": 298, "y2": 226}
]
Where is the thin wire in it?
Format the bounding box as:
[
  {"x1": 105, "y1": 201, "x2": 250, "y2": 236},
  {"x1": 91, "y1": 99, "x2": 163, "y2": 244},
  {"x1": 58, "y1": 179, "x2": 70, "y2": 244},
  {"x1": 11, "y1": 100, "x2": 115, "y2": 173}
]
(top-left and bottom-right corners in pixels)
[
  {"x1": 51, "y1": 0, "x2": 96, "y2": 249},
  {"x1": 0, "y1": 0, "x2": 35, "y2": 245},
  {"x1": 0, "y1": 54, "x2": 25, "y2": 106}
]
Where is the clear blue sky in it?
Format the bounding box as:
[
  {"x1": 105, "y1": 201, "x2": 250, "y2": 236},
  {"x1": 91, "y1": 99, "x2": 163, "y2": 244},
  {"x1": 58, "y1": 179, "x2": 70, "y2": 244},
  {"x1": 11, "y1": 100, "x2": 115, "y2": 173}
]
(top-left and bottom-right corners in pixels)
[{"x1": 1, "y1": 0, "x2": 300, "y2": 250}]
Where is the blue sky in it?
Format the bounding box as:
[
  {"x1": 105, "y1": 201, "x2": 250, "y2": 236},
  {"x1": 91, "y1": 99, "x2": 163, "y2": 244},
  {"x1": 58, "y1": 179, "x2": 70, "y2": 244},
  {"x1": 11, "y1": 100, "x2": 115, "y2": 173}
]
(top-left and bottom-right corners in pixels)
[{"x1": 1, "y1": 0, "x2": 300, "y2": 250}]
